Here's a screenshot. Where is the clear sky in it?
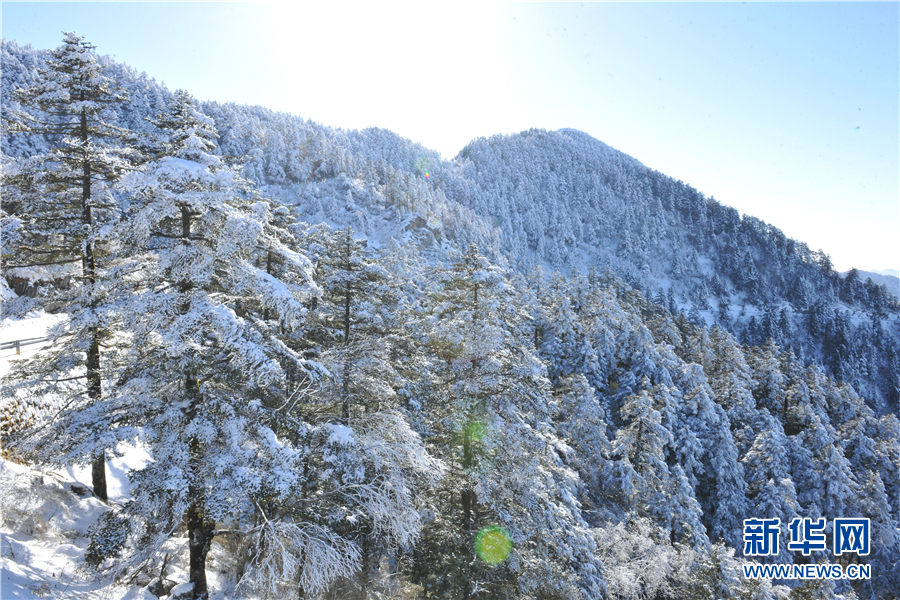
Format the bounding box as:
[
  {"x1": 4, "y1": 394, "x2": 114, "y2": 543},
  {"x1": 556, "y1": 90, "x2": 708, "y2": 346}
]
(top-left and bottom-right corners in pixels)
[{"x1": 3, "y1": 1, "x2": 898, "y2": 273}]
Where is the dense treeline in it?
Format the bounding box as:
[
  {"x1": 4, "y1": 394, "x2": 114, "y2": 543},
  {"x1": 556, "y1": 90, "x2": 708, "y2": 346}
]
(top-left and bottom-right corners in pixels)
[
  {"x1": 2, "y1": 35, "x2": 899, "y2": 600},
  {"x1": 453, "y1": 129, "x2": 900, "y2": 411}
]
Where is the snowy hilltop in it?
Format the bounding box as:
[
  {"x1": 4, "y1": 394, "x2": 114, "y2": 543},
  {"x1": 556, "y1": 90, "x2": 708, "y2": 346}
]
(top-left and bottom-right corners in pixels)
[{"x1": 2, "y1": 34, "x2": 899, "y2": 600}]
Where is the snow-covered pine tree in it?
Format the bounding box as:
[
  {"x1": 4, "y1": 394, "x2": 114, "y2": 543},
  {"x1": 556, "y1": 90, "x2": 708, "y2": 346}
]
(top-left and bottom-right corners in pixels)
[
  {"x1": 409, "y1": 243, "x2": 514, "y2": 598},
  {"x1": 36, "y1": 88, "x2": 302, "y2": 598},
  {"x1": 537, "y1": 276, "x2": 604, "y2": 387},
  {"x1": 748, "y1": 339, "x2": 789, "y2": 420},
  {"x1": 699, "y1": 326, "x2": 759, "y2": 455},
  {"x1": 741, "y1": 412, "x2": 800, "y2": 564},
  {"x1": 827, "y1": 388, "x2": 900, "y2": 592},
  {"x1": 293, "y1": 225, "x2": 443, "y2": 597},
  {"x1": 412, "y1": 244, "x2": 604, "y2": 599},
  {"x1": 610, "y1": 385, "x2": 686, "y2": 530},
  {"x1": 550, "y1": 374, "x2": 613, "y2": 512},
  {"x1": 10, "y1": 91, "x2": 365, "y2": 600},
  {"x1": 94, "y1": 92, "x2": 441, "y2": 600},
  {"x1": 668, "y1": 361, "x2": 747, "y2": 548},
  {"x1": 306, "y1": 226, "x2": 401, "y2": 421},
  {"x1": 1, "y1": 32, "x2": 141, "y2": 501}
]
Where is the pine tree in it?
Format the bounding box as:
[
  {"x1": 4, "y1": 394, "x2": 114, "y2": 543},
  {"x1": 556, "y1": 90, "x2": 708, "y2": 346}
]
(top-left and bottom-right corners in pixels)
[
  {"x1": 297, "y1": 225, "x2": 433, "y2": 597},
  {"x1": 94, "y1": 89, "x2": 302, "y2": 599},
  {"x1": 701, "y1": 326, "x2": 758, "y2": 453},
  {"x1": 551, "y1": 374, "x2": 612, "y2": 510},
  {"x1": 1, "y1": 32, "x2": 141, "y2": 501},
  {"x1": 853, "y1": 469, "x2": 900, "y2": 598},
  {"x1": 537, "y1": 276, "x2": 605, "y2": 390},
  {"x1": 411, "y1": 243, "x2": 513, "y2": 598},
  {"x1": 742, "y1": 413, "x2": 800, "y2": 563},
  {"x1": 11, "y1": 92, "x2": 441, "y2": 600},
  {"x1": 410, "y1": 245, "x2": 603, "y2": 599},
  {"x1": 610, "y1": 383, "x2": 707, "y2": 544},
  {"x1": 673, "y1": 361, "x2": 748, "y2": 548},
  {"x1": 748, "y1": 340, "x2": 788, "y2": 420},
  {"x1": 308, "y1": 226, "x2": 401, "y2": 421}
]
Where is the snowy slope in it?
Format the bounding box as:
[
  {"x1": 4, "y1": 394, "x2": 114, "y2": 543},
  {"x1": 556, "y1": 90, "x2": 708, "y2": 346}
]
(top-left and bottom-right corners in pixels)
[
  {"x1": 2, "y1": 37, "x2": 899, "y2": 599},
  {"x1": 1, "y1": 458, "x2": 111, "y2": 600},
  {"x1": 0, "y1": 447, "x2": 246, "y2": 600},
  {"x1": 0, "y1": 453, "x2": 155, "y2": 600},
  {"x1": 0, "y1": 311, "x2": 65, "y2": 377}
]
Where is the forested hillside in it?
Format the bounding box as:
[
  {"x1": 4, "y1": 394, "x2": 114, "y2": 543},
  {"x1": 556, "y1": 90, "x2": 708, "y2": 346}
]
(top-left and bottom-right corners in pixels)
[{"x1": 2, "y1": 35, "x2": 899, "y2": 600}]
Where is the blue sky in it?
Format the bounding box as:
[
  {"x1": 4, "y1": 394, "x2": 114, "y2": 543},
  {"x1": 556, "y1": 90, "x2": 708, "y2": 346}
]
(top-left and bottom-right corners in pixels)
[{"x1": 3, "y1": 2, "x2": 897, "y2": 273}]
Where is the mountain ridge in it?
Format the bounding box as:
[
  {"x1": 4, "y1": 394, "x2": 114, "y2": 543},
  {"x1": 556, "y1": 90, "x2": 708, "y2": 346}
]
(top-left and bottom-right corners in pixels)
[
  {"x1": 3, "y1": 35, "x2": 900, "y2": 600},
  {"x1": 2, "y1": 37, "x2": 898, "y2": 411}
]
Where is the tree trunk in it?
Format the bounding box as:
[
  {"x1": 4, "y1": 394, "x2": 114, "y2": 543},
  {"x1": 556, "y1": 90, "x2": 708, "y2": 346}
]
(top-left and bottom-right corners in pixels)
[
  {"x1": 634, "y1": 420, "x2": 645, "y2": 463},
  {"x1": 357, "y1": 526, "x2": 376, "y2": 600},
  {"x1": 81, "y1": 107, "x2": 108, "y2": 502},
  {"x1": 185, "y1": 373, "x2": 213, "y2": 600},
  {"x1": 180, "y1": 190, "x2": 205, "y2": 600},
  {"x1": 341, "y1": 356, "x2": 351, "y2": 424},
  {"x1": 187, "y1": 499, "x2": 215, "y2": 600},
  {"x1": 179, "y1": 210, "x2": 209, "y2": 598},
  {"x1": 87, "y1": 327, "x2": 107, "y2": 500},
  {"x1": 91, "y1": 451, "x2": 108, "y2": 502},
  {"x1": 461, "y1": 428, "x2": 475, "y2": 532},
  {"x1": 343, "y1": 281, "x2": 351, "y2": 344},
  {"x1": 341, "y1": 274, "x2": 352, "y2": 423},
  {"x1": 264, "y1": 251, "x2": 273, "y2": 321}
]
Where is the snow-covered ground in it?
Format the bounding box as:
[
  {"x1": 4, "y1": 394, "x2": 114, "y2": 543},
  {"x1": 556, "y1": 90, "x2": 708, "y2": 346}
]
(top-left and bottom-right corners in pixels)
[
  {"x1": 0, "y1": 451, "x2": 157, "y2": 600},
  {"x1": 0, "y1": 431, "x2": 251, "y2": 600},
  {"x1": 0, "y1": 444, "x2": 250, "y2": 600},
  {"x1": 0, "y1": 311, "x2": 66, "y2": 378}
]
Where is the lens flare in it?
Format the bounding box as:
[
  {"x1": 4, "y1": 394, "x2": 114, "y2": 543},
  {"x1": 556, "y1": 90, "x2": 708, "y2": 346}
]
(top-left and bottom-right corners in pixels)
[
  {"x1": 466, "y1": 419, "x2": 487, "y2": 443},
  {"x1": 475, "y1": 526, "x2": 512, "y2": 565}
]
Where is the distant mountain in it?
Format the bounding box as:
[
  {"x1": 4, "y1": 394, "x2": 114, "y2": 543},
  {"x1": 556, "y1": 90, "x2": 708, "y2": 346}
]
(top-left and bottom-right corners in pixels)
[
  {"x1": 2, "y1": 37, "x2": 898, "y2": 412},
  {"x1": 4, "y1": 35, "x2": 900, "y2": 600},
  {"x1": 452, "y1": 129, "x2": 900, "y2": 406}
]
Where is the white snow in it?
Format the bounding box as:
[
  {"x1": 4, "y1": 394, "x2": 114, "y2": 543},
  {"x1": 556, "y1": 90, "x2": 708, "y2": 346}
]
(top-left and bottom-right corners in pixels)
[
  {"x1": 326, "y1": 423, "x2": 355, "y2": 446},
  {"x1": 64, "y1": 441, "x2": 152, "y2": 505},
  {"x1": 0, "y1": 311, "x2": 66, "y2": 377},
  {"x1": 168, "y1": 581, "x2": 194, "y2": 597},
  {"x1": 0, "y1": 444, "x2": 224, "y2": 599},
  {"x1": 1, "y1": 458, "x2": 114, "y2": 599}
]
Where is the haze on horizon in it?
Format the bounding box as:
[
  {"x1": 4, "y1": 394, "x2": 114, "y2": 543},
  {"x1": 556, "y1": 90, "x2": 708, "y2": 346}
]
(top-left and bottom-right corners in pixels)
[{"x1": 2, "y1": 1, "x2": 897, "y2": 274}]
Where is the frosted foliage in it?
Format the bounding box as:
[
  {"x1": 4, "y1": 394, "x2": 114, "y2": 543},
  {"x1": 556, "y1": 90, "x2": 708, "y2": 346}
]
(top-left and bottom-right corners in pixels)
[
  {"x1": 743, "y1": 414, "x2": 801, "y2": 532},
  {"x1": 553, "y1": 374, "x2": 612, "y2": 493},
  {"x1": 341, "y1": 411, "x2": 446, "y2": 548},
  {"x1": 243, "y1": 520, "x2": 362, "y2": 600},
  {"x1": 3, "y1": 38, "x2": 900, "y2": 599},
  {"x1": 594, "y1": 517, "x2": 684, "y2": 600},
  {"x1": 2, "y1": 34, "x2": 134, "y2": 248}
]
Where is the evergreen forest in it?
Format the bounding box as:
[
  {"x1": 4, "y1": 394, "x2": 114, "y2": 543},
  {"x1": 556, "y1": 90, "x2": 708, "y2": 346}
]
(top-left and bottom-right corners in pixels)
[{"x1": 1, "y1": 35, "x2": 899, "y2": 600}]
